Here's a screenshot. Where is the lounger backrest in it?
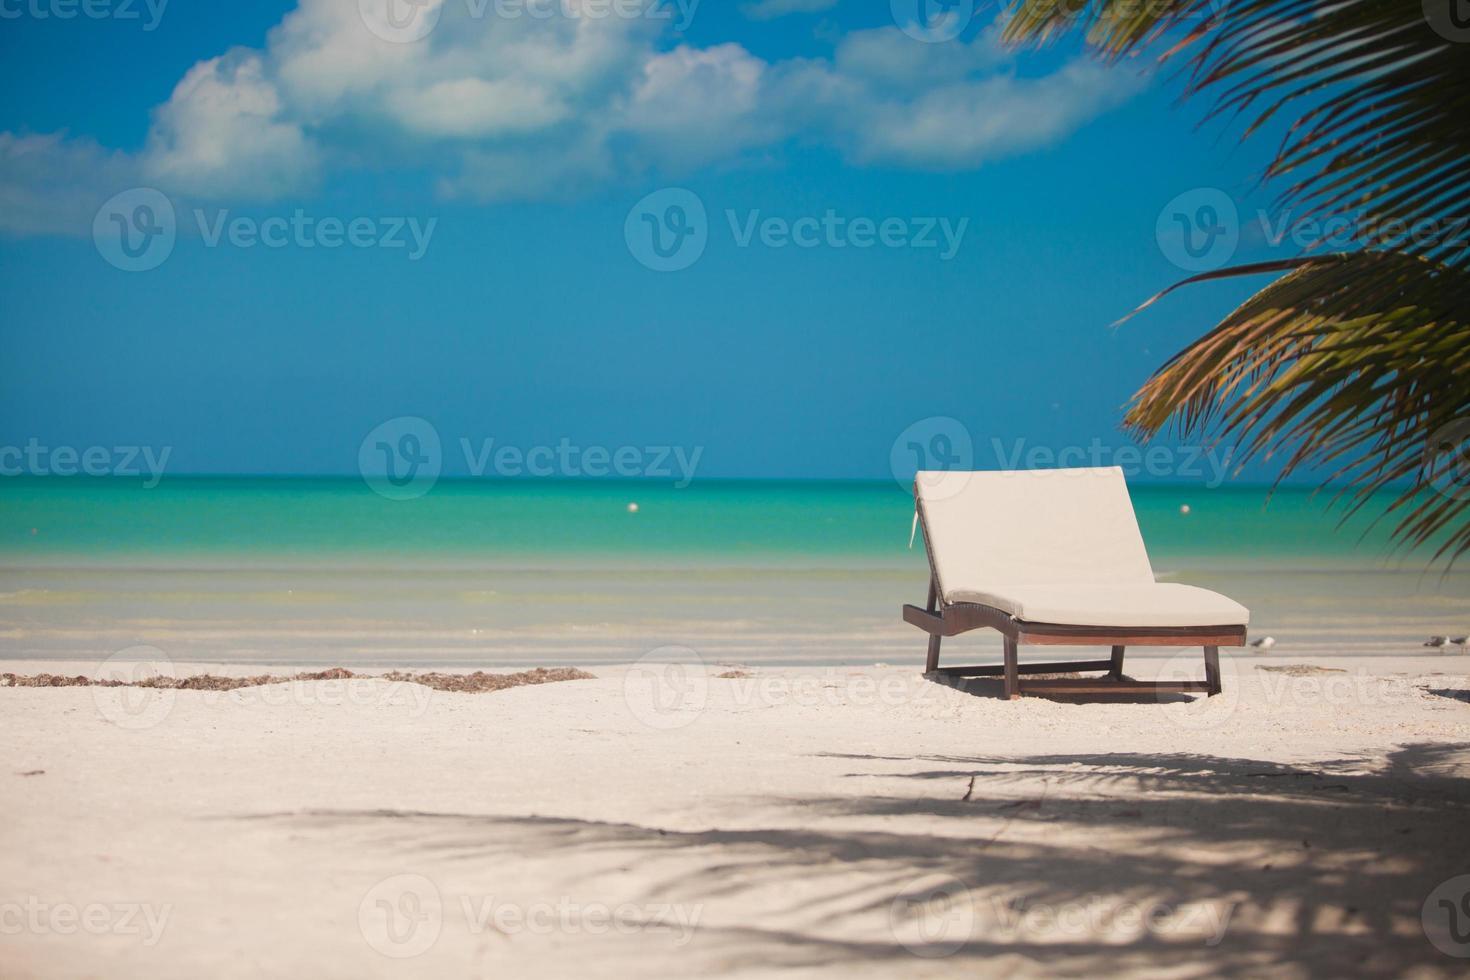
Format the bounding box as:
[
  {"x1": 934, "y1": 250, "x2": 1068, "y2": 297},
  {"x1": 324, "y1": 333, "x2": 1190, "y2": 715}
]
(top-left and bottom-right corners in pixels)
[{"x1": 915, "y1": 467, "x2": 1155, "y2": 592}]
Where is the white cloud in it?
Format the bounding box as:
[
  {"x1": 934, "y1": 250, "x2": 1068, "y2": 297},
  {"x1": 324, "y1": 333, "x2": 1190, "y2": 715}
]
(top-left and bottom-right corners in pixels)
[
  {"x1": 385, "y1": 77, "x2": 570, "y2": 138},
  {"x1": 832, "y1": 24, "x2": 1006, "y2": 89},
  {"x1": 0, "y1": 133, "x2": 139, "y2": 237},
  {"x1": 441, "y1": 134, "x2": 614, "y2": 201},
  {"x1": 836, "y1": 60, "x2": 1143, "y2": 168},
  {"x1": 621, "y1": 44, "x2": 776, "y2": 168},
  {"x1": 775, "y1": 32, "x2": 1139, "y2": 170},
  {"x1": 0, "y1": 2, "x2": 1141, "y2": 234},
  {"x1": 741, "y1": 0, "x2": 839, "y2": 20},
  {"x1": 144, "y1": 52, "x2": 318, "y2": 199}
]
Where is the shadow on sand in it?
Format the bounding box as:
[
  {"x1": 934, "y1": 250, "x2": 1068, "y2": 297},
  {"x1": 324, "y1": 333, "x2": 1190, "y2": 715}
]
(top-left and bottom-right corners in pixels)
[
  {"x1": 924, "y1": 670, "x2": 1196, "y2": 704},
  {"x1": 229, "y1": 743, "x2": 1470, "y2": 976}
]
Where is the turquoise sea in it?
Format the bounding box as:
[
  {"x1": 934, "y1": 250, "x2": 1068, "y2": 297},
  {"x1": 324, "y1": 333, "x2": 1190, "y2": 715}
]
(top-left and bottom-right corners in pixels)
[{"x1": 1, "y1": 478, "x2": 1466, "y2": 666}]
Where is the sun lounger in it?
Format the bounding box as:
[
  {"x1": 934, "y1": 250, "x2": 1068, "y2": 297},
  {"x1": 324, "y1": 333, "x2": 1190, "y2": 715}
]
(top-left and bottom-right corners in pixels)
[{"x1": 901, "y1": 466, "x2": 1249, "y2": 699}]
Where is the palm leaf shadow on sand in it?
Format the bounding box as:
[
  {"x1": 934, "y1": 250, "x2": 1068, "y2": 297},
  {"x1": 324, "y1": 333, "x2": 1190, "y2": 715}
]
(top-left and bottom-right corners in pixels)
[{"x1": 223, "y1": 743, "x2": 1470, "y2": 976}]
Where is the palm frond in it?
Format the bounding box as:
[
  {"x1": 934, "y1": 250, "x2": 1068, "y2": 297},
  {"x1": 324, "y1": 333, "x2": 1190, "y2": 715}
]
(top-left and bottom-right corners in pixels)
[
  {"x1": 1122, "y1": 251, "x2": 1470, "y2": 562},
  {"x1": 1003, "y1": 0, "x2": 1470, "y2": 268},
  {"x1": 1002, "y1": 0, "x2": 1470, "y2": 561}
]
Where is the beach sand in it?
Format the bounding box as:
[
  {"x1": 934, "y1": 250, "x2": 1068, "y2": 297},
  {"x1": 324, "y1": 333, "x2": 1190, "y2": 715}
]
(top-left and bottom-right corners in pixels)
[{"x1": 2, "y1": 653, "x2": 1469, "y2": 978}]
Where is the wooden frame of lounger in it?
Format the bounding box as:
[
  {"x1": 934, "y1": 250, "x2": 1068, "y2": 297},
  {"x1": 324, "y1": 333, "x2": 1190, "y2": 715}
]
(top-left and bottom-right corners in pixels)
[{"x1": 902, "y1": 504, "x2": 1245, "y2": 700}]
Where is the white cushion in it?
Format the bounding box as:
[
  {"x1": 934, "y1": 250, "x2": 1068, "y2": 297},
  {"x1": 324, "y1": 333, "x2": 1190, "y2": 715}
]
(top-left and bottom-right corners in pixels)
[
  {"x1": 946, "y1": 583, "x2": 1250, "y2": 628},
  {"x1": 916, "y1": 467, "x2": 1248, "y2": 627}
]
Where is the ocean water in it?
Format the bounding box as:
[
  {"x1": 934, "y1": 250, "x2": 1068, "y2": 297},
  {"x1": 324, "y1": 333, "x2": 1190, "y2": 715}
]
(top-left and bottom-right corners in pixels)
[{"x1": 0, "y1": 477, "x2": 1466, "y2": 666}]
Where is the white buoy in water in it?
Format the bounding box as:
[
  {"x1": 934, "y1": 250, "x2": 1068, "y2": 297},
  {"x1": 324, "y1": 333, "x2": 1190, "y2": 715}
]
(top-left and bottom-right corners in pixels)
[
  {"x1": 1180, "y1": 504, "x2": 1191, "y2": 515},
  {"x1": 627, "y1": 502, "x2": 639, "y2": 514}
]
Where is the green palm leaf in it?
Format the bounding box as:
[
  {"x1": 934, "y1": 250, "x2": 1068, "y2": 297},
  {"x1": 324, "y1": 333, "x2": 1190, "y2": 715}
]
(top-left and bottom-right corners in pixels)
[{"x1": 1003, "y1": 0, "x2": 1470, "y2": 560}]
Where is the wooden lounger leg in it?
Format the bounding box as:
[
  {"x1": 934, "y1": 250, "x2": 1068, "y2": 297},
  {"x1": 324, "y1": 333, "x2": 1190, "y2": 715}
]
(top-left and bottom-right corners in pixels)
[
  {"x1": 1109, "y1": 645, "x2": 1125, "y2": 680},
  {"x1": 1003, "y1": 637, "x2": 1020, "y2": 700},
  {"x1": 1203, "y1": 645, "x2": 1222, "y2": 696},
  {"x1": 924, "y1": 578, "x2": 942, "y2": 673}
]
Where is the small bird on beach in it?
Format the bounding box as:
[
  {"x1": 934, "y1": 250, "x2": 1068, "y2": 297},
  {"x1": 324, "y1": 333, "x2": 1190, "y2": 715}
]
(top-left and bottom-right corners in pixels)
[
  {"x1": 1424, "y1": 636, "x2": 1449, "y2": 649},
  {"x1": 1249, "y1": 636, "x2": 1276, "y2": 652},
  {"x1": 1452, "y1": 636, "x2": 1469, "y2": 653}
]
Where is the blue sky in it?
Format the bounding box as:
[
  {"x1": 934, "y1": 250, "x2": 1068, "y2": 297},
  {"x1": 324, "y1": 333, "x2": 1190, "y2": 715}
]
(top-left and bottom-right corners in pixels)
[{"x1": 0, "y1": 0, "x2": 1302, "y2": 482}]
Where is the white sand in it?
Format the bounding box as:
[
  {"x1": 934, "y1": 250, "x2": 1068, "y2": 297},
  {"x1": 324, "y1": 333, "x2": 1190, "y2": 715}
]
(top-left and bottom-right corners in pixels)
[{"x1": 3, "y1": 653, "x2": 1470, "y2": 978}]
